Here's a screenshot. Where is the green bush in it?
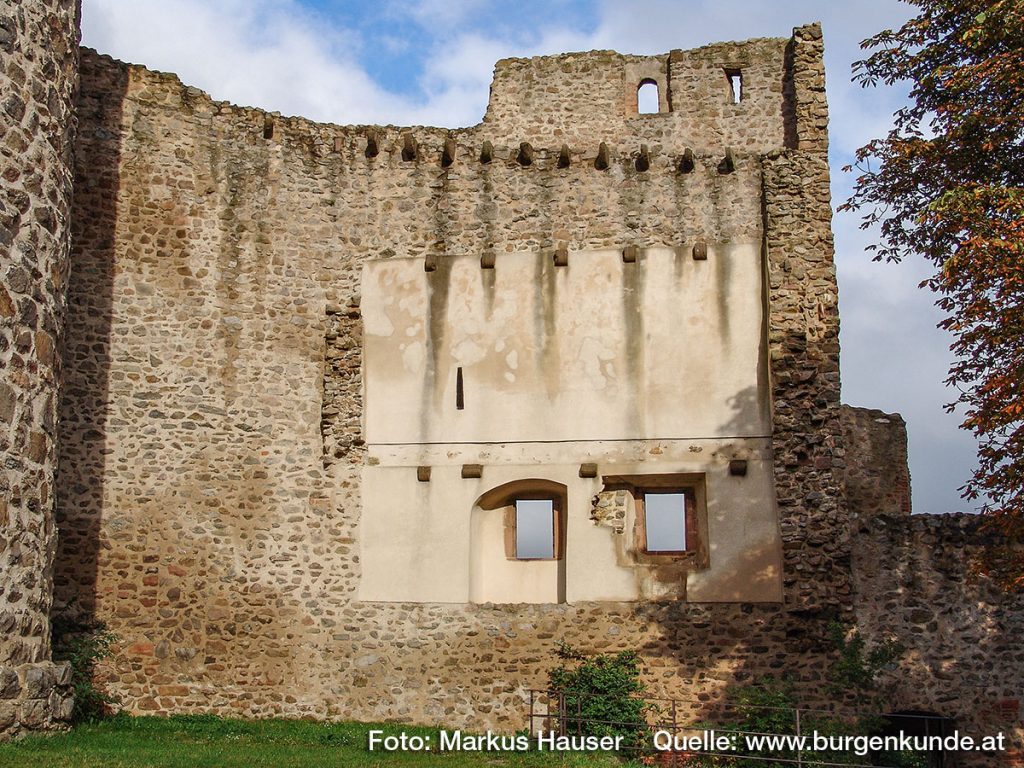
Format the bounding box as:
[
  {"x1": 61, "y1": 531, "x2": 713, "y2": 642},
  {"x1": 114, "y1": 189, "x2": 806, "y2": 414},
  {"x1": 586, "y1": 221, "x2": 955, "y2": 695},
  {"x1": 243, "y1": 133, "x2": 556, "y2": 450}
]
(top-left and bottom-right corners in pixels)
[
  {"x1": 547, "y1": 643, "x2": 654, "y2": 750},
  {"x1": 686, "y1": 625, "x2": 924, "y2": 768},
  {"x1": 826, "y1": 620, "x2": 902, "y2": 700},
  {"x1": 52, "y1": 618, "x2": 119, "y2": 724}
]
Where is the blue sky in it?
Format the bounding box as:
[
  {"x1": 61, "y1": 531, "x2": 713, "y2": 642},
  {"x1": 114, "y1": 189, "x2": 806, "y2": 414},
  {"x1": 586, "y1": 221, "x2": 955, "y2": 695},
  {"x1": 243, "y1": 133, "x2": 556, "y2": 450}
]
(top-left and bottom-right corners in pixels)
[{"x1": 80, "y1": 0, "x2": 982, "y2": 514}]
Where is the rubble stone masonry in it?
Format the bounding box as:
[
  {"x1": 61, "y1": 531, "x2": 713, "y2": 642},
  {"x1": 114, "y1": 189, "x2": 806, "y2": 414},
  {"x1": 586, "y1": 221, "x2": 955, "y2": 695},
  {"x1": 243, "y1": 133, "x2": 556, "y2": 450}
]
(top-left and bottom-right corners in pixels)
[
  {"x1": 52, "y1": 27, "x2": 854, "y2": 725},
  {"x1": 0, "y1": 0, "x2": 78, "y2": 735},
  {"x1": 0, "y1": 5, "x2": 1019, "y2": 761}
]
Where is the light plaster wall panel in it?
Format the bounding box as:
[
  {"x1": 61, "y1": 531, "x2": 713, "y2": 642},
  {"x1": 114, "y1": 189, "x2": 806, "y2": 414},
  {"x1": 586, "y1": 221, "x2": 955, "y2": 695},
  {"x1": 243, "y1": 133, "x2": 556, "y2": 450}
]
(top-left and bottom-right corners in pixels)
[
  {"x1": 360, "y1": 451, "x2": 782, "y2": 604},
  {"x1": 469, "y1": 507, "x2": 564, "y2": 605},
  {"x1": 363, "y1": 246, "x2": 768, "y2": 446},
  {"x1": 562, "y1": 449, "x2": 782, "y2": 604},
  {"x1": 359, "y1": 466, "x2": 473, "y2": 603},
  {"x1": 684, "y1": 453, "x2": 782, "y2": 603}
]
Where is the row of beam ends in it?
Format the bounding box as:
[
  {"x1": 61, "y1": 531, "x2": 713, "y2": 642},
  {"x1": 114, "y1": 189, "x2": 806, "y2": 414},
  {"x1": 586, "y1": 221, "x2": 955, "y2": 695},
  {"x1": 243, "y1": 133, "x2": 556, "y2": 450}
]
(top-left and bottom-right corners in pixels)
[
  {"x1": 335, "y1": 129, "x2": 736, "y2": 174},
  {"x1": 423, "y1": 241, "x2": 710, "y2": 272},
  {"x1": 414, "y1": 460, "x2": 747, "y2": 481}
]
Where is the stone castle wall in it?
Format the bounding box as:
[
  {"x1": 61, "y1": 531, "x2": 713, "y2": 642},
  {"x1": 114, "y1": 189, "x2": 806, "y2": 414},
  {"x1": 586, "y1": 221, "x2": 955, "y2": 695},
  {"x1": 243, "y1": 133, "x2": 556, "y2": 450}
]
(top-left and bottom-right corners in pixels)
[
  {"x1": 0, "y1": 9, "x2": 1005, "y2": 762},
  {"x1": 0, "y1": 0, "x2": 79, "y2": 735},
  {"x1": 841, "y1": 407, "x2": 1024, "y2": 760},
  {"x1": 50, "y1": 27, "x2": 852, "y2": 726},
  {"x1": 854, "y1": 512, "x2": 1024, "y2": 761},
  {"x1": 841, "y1": 406, "x2": 912, "y2": 520}
]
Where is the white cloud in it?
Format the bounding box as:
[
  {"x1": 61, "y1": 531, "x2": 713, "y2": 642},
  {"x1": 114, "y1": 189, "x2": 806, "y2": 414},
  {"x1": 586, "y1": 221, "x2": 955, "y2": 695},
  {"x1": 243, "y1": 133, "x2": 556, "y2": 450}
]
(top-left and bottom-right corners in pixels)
[{"x1": 83, "y1": 0, "x2": 413, "y2": 124}]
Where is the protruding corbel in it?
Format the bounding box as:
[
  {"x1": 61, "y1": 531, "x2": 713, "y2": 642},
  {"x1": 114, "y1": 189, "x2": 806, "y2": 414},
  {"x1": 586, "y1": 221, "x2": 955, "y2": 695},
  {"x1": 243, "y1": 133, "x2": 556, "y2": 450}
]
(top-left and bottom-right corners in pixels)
[
  {"x1": 692, "y1": 240, "x2": 708, "y2": 261},
  {"x1": 417, "y1": 466, "x2": 432, "y2": 482},
  {"x1": 517, "y1": 142, "x2": 534, "y2": 166},
  {"x1": 729, "y1": 459, "x2": 748, "y2": 477},
  {"x1": 579, "y1": 463, "x2": 598, "y2": 479},
  {"x1": 595, "y1": 142, "x2": 610, "y2": 171},
  {"x1": 441, "y1": 138, "x2": 457, "y2": 168},
  {"x1": 461, "y1": 464, "x2": 483, "y2": 479},
  {"x1": 365, "y1": 130, "x2": 380, "y2": 158},
  {"x1": 480, "y1": 253, "x2": 496, "y2": 270},
  {"x1": 622, "y1": 245, "x2": 639, "y2": 264},
  {"x1": 401, "y1": 132, "x2": 417, "y2": 161},
  {"x1": 557, "y1": 144, "x2": 571, "y2": 169},
  {"x1": 718, "y1": 146, "x2": 735, "y2": 174},
  {"x1": 678, "y1": 147, "x2": 695, "y2": 174},
  {"x1": 553, "y1": 244, "x2": 569, "y2": 267},
  {"x1": 480, "y1": 140, "x2": 493, "y2": 164},
  {"x1": 635, "y1": 144, "x2": 650, "y2": 172},
  {"x1": 424, "y1": 253, "x2": 437, "y2": 272}
]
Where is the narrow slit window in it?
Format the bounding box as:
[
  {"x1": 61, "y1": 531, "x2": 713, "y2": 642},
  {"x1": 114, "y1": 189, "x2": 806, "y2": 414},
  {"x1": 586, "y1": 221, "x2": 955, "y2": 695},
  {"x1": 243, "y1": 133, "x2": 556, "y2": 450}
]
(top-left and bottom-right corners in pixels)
[
  {"x1": 726, "y1": 69, "x2": 743, "y2": 103},
  {"x1": 515, "y1": 499, "x2": 555, "y2": 559},
  {"x1": 456, "y1": 367, "x2": 464, "y2": 410},
  {"x1": 643, "y1": 492, "x2": 687, "y2": 552},
  {"x1": 637, "y1": 80, "x2": 660, "y2": 114}
]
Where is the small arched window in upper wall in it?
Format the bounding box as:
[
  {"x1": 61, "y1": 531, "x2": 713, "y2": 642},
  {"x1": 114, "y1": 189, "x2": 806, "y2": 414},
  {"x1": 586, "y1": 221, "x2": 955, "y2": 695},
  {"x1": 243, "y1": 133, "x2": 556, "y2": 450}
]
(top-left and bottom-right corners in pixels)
[{"x1": 637, "y1": 79, "x2": 660, "y2": 114}]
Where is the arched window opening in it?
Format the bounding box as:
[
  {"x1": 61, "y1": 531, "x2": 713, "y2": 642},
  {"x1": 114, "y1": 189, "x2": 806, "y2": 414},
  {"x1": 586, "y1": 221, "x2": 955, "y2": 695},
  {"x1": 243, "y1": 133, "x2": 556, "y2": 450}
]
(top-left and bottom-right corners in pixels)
[
  {"x1": 637, "y1": 80, "x2": 660, "y2": 114},
  {"x1": 469, "y1": 479, "x2": 567, "y2": 604}
]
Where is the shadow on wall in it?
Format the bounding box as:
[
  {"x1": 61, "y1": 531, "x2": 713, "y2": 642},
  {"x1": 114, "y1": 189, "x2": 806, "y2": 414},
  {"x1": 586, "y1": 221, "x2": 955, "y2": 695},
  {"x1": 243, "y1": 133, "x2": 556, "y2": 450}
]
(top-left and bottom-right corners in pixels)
[
  {"x1": 612, "y1": 382, "x2": 841, "y2": 720},
  {"x1": 51, "y1": 52, "x2": 126, "y2": 626},
  {"x1": 720, "y1": 384, "x2": 771, "y2": 440}
]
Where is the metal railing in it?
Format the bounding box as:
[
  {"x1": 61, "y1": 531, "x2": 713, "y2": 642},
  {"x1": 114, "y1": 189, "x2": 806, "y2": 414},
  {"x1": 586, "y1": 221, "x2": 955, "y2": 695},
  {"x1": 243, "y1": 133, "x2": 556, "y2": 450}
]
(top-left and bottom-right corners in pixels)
[{"x1": 527, "y1": 689, "x2": 956, "y2": 767}]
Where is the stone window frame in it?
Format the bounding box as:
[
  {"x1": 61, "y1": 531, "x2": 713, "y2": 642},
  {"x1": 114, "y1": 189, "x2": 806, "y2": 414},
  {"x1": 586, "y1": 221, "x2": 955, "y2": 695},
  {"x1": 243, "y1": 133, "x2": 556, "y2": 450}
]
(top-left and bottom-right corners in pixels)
[
  {"x1": 603, "y1": 473, "x2": 710, "y2": 569},
  {"x1": 624, "y1": 60, "x2": 671, "y2": 116},
  {"x1": 503, "y1": 493, "x2": 565, "y2": 561},
  {"x1": 636, "y1": 78, "x2": 661, "y2": 114},
  {"x1": 636, "y1": 488, "x2": 696, "y2": 555}
]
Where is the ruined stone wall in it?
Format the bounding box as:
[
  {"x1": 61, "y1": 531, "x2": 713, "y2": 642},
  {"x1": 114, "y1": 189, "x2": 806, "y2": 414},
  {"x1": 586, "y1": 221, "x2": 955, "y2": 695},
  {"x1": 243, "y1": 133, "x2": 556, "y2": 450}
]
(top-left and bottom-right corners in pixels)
[
  {"x1": 0, "y1": 0, "x2": 78, "y2": 735},
  {"x1": 841, "y1": 407, "x2": 1023, "y2": 765},
  {"x1": 52, "y1": 27, "x2": 849, "y2": 726},
  {"x1": 853, "y1": 514, "x2": 1024, "y2": 761},
  {"x1": 840, "y1": 405, "x2": 912, "y2": 519}
]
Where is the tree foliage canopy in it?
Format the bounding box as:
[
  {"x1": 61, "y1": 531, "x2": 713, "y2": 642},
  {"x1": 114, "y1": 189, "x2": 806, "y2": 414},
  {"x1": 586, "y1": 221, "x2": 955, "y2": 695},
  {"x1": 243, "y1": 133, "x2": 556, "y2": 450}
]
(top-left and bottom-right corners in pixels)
[{"x1": 842, "y1": 0, "x2": 1024, "y2": 587}]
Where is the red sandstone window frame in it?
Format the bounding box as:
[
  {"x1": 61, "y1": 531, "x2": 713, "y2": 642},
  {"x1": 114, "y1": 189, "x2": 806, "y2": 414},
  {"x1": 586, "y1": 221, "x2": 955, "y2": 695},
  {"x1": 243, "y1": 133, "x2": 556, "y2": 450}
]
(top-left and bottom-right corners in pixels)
[
  {"x1": 635, "y1": 488, "x2": 697, "y2": 556},
  {"x1": 602, "y1": 473, "x2": 709, "y2": 568},
  {"x1": 503, "y1": 493, "x2": 565, "y2": 562}
]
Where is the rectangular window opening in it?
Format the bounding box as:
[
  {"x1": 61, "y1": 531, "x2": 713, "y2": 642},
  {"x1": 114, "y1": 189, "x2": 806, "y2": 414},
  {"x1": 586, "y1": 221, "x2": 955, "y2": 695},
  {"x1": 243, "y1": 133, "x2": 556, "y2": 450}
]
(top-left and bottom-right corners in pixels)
[
  {"x1": 726, "y1": 69, "x2": 743, "y2": 104},
  {"x1": 643, "y1": 492, "x2": 687, "y2": 552},
  {"x1": 456, "y1": 367, "x2": 464, "y2": 410},
  {"x1": 515, "y1": 499, "x2": 555, "y2": 559}
]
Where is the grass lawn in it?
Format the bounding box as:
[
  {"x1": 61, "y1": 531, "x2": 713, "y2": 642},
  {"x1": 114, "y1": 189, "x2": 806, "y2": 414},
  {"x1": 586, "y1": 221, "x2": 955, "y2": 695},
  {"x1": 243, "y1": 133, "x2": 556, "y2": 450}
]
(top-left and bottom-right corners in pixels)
[{"x1": 0, "y1": 715, "x2": 636, "y2": 768}]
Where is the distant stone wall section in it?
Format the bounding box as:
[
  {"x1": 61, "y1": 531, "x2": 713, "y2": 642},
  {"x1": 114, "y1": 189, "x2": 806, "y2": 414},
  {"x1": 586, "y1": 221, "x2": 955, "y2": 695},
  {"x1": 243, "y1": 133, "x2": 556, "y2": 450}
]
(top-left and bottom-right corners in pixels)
[
  {"x1": 840, "y1": 405, "x2": 912, "y2": 519},
  {"x1": 854, "y1": 514, "x2": 1024, "y2": 760}
]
